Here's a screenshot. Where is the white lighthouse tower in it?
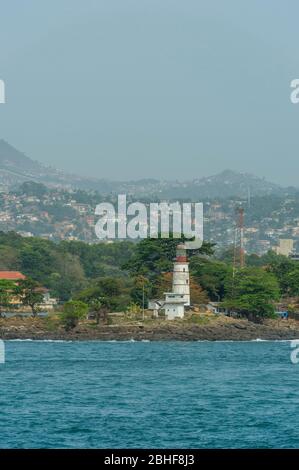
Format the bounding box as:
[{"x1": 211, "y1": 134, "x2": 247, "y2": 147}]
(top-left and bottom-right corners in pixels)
[
  {"x1": 148, "y1": 242, "x2": 193, "y2": 319},
  {"x1": 172, "y1": 244, "x2": 190, "y2": 306}
]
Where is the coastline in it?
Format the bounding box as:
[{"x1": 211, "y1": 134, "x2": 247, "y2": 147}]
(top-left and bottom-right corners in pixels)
[{"x1": 1, "y1": 315, "x2": 299, "y2": 341}]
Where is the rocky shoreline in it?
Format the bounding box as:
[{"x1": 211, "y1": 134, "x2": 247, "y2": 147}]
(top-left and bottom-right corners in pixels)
[{"x1": 1, "y1": 315, "x2": 299, "y2": 341}]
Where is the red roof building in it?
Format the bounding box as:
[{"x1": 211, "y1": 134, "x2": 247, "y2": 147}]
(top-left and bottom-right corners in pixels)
[{"x1": 0, "y1": 271, "x2": 26, "y2": 281}]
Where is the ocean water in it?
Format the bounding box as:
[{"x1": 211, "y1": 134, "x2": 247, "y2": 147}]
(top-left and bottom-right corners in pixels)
[{"x1": 0, "y1": 340, "x2": 299, "y2": 449}]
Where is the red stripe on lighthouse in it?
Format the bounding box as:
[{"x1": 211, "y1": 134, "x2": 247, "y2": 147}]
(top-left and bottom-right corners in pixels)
[{"x1": 176, "y1": 256, "x2": 187, "y2": 262}]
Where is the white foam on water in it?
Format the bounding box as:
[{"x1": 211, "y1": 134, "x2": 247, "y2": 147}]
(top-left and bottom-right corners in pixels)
[
  {"x1": 196, "y1": 338, "x2": 299, "y2": 343},
  {"x1": 7, "y1": 339, "x2": 72, "y2": 343}
]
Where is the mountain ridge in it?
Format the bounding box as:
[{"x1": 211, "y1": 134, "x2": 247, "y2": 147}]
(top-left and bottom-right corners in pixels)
[{"x1": 0, "y1": 139, "x2": 295, "y2": 198}]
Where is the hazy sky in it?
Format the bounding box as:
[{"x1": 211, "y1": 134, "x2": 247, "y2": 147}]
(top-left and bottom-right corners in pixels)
[{"x1": 1, "y1": 0, "x2": 299, "y2": 184}]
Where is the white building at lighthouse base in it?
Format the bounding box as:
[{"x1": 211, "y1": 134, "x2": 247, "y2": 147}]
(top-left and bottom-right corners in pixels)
[{"x1": 163, "y1": 293, "x2": 186, "y2": 320}]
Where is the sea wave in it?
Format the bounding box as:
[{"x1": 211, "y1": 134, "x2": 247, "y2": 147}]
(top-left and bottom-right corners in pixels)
[
  {"x1": 196, "y1": 338, "x2": 299, "y2": 343},
  {"x1": 6, "y1": 339, "x2": 72, "y2": 343}
]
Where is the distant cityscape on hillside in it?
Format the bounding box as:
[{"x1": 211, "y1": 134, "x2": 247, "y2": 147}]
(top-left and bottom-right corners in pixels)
[{"x1": 1, "y1": 140, "x2": 299, "y2": 256}]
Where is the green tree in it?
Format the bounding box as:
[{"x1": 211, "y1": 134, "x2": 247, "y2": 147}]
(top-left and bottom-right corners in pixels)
[
  {"x1": 0, "y1": 246, "x2": 19, "y2": 270},
  {"x1": 0, "y1": 280, "x2": 17, "y2": 316},
  {"x1": 16, "y1": 278, "x2": 44, "y2": 316},
  {"x1": 89, "y1": 297, "x2": 109, "y2": 324},
  {"x1": 61, "y1": 300, "x2": 88, "y2": 330},
  {"x1": 19, "y1": 181, "x2": 48, "y2": 198},
  {"x1": 264, "y1": 251, "x2": 295, "y2": 295},
  {"x1": 49, "y1": 252, "x2": 86, "y2": 301},
  {"x1": 190, "y1": 257, "x2": 231, "y2": 301},
  {"x1": 19, "y1": 241, "x2": 57, "y2": 283},
  {"x1": 223, "y1": 267, "x2": 280, "y2": 319},
  {"x1": 75, "y1": 277, "x2": 129, "y2": 311},
  {"x1": 284, "y1": 266, "x2": 299, "y2": 297}
]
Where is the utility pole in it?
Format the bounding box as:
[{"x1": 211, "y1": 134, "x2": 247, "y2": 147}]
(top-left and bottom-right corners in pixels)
[{"x1": 238, "y1": 207, "x2": 245, "y2": 269}]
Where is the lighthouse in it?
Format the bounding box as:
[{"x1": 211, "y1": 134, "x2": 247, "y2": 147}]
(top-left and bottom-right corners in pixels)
[
  {"x1": 172, "y1": 244, "x2": 190, "y2": 306},
  {"x1": 148, "y1": 242, "x2": 193, "y2": 319}
]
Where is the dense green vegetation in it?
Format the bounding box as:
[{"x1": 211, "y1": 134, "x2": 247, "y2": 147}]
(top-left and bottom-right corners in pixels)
[
  {"x1": 223, "y1": 268, "x2": 280, "y2": 319},
  {"x1": 0, "y1": 231, "x2": 135, "y2": 301},
  {"x1": 1, "y1": 231, "x2": 299, "y2": 321},
  {"x1": 0, "y1": 279, "x2": 16, "y2": 315}
]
